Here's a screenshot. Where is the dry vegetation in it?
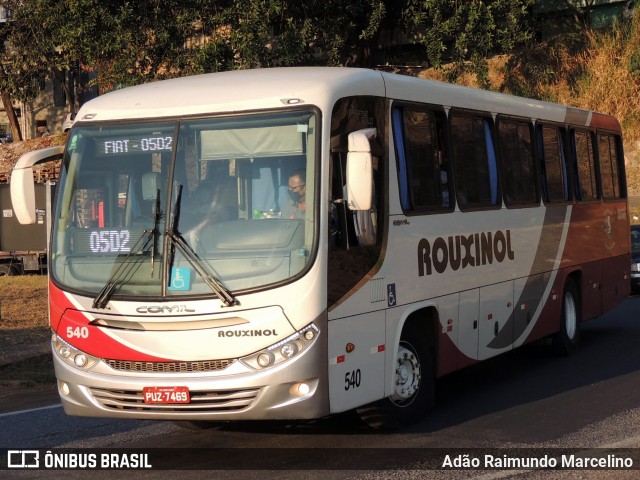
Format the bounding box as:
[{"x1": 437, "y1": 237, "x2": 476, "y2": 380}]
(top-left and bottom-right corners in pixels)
[
  {"x1": 0, "y1": 134, "x2": 66, "y2": 183},
  {"x1": 419, "y1": 15, "x2": 640, "y2": 201},
  {"x1": 0, "y1": 275, "x2": 49, "y2": 367}
]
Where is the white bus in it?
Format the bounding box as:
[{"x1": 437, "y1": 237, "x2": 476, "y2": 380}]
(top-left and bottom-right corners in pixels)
[{"x1": 11, "y1": 67, "x2": 630, "y2": 428}]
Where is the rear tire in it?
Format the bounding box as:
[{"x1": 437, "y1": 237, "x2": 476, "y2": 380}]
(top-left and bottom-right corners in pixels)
[
  {"x1": 552, "y1": 278, "x2": 580, "y2": 355},
  {"x1": 357, "y1": 323, "x2": 434, "y2": 429}
]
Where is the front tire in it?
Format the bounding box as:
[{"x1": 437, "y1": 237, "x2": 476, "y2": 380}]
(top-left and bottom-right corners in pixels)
[
  {"x1": 552, "y1": 278, "x2": 581, "y2": 355},
  {"x1": 357, "y1": 324, "x2": 434, "y2": 429}
]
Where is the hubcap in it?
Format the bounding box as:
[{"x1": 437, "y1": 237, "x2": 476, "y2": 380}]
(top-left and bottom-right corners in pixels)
[{"x1": 391, "y1": 342, "x2": 421, "y2": 405}]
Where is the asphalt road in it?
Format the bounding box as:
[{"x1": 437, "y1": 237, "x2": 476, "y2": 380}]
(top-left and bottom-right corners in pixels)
[{"x1": 2, "y1": 295, "x2": 640, "y2": 479}]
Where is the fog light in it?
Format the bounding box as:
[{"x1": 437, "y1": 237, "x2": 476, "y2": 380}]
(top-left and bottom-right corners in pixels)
[
  {"x1": 74, "y1": 354, "x2": 88, "y2": 368},
  {"x1": 290, "y1": 382, "x2": 310, "y2": 397},
  {"x1": 257, "y1": 353, "x2": 273, "y2": 368},
  {"x1": 297, "y1": 383, "x2": 310, "y2": 395},
  {"x1": 61, "y1": 382, "x2": 70, "y2": 396}
]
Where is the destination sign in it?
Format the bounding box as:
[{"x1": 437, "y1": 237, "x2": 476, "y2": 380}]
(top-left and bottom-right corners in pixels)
[{"x1": 100, "y1": 136, "x2": 173, "y2": 155}]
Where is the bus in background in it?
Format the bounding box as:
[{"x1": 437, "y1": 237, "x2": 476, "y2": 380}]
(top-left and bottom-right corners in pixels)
[{"x1": 11, "y1": 68, "x2": 630, "y2": 429}]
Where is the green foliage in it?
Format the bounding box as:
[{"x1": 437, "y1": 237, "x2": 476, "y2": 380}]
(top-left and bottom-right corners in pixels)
[
  {"x1": 401, "y1": 0, "x2": 535, "y2": 85},
  {"x1": 0, "y1": 0, "x2": 395, "y2": 96},
  {"x1": 0, "y1": 0, "x2": 536, "y2": 99}
]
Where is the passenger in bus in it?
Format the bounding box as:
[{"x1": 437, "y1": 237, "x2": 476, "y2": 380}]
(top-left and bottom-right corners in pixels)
[{"x1": 282, "y1": 170, "x2": 306, "y2": 219}]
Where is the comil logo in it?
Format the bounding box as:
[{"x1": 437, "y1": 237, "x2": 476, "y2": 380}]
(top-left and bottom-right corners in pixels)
[
  {"x1": 135, "y1": 305, "x2": 195, "y2": 314},
  {"x1": 7, "y1": 450, "x2": 39, "y2": 468}
]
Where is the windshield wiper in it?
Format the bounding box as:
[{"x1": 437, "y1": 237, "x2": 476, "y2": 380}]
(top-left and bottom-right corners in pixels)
[
  {"x1": 166, "y1": 230, "x2": 238, "y2": 307},
  {"x1": 165, "y1": 184, "x2": 238, "y2": 307},
  {"x1": 92, "y1": 230, "x2": 154, "y2": 309},
  {"x1": 150, "y1": 188, "x2": 162, "y2": 277},
  {"x1": 92, "y1": 189, "x2": 163, "y2": 309}
]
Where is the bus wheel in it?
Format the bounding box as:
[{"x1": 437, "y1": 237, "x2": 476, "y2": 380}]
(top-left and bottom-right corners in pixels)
[
  {"x1": 0, "y1": 264, "x2": 18, "y2": 276},
  {"x1": 357, "y1": 326, "x2": 434, "y2": 429},
  {"x1": 552, "y1": 278, "x2": 580, "y2": 355}
]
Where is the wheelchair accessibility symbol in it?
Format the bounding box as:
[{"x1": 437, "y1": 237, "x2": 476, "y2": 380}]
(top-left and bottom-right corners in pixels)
[
  {"x1": 387, "y1": 283, "x2": 396, "y2": 307},
  {"x1": 169, "y1": 267, "x2": 191, "y2": 291}
]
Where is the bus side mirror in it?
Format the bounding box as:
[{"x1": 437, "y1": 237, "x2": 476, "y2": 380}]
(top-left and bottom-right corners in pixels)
[
  {"x1": 346, "y1": 128, "x2": 376, "y2": 211},
  {"x1": 10, "y1": 146, "x2": 64, "y2": 224}
]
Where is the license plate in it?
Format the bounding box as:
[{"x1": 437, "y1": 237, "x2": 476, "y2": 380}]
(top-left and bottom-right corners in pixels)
[{"x1": 142, "y1": 386, "x2": 190, "y2": 404}]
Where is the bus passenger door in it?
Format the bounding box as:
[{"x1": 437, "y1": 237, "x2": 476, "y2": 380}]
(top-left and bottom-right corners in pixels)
[
  {"x1": 327, "y1": 312, "x2": 386, "y2": 414},
  {"x1": 478, "y1": 281, "x2": 514, "y2": 360}
]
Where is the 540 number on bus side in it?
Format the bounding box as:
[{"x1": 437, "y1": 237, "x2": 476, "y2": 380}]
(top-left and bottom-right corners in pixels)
[{"x1": 344, "y1": 369, "x2": 362, "y2": 391}]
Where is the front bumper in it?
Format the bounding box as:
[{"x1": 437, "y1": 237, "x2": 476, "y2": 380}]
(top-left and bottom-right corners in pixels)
[{"x1": 53, "y1": 327, "x2": 329, "y2": 421}]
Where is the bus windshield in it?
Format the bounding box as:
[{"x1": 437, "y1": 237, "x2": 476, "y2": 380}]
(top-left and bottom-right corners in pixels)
[{"x1": 51, "y1": 109, "x2": 317, "y2": 301}]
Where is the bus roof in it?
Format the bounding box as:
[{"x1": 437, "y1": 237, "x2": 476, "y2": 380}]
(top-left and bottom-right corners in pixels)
[
  {"x1": 75, "y1": 67, "x2": 620, "y2": 131},
  {"x1": 76, "y1": 67, "x2": 385, "y2": 122}
]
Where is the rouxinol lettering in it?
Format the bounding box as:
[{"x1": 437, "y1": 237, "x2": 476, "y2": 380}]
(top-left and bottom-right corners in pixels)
[
  {"x1": 418, "y1": 230, "x2": 515, "y2": 276},
  {"x1": 218, "y1": 329, "x2": 277, "y2": 338}
]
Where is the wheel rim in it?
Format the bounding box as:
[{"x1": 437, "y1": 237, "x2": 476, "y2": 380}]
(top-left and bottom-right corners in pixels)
[
  {"x1": 564, "y1": 291, "x2": 577, "y2": 340},
  {"x1": 390, "y1": 341, "x2": 421, "y2": 406}
]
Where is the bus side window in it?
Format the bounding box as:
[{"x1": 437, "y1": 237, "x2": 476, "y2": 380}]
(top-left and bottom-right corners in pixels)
[
  {"x1": 598, "y1": 133, "x2": 624, "y2": 199},
  {"x1": 497, "y1": 118, "x2": 538, "y2": 206},
  {"x1": 450, "y1": 113, "x2": 499, "y2": 209},
  {"x1": 538, "y1": 125, "x2": 570, "y2": 203},
  {"x1": 393, "y1": 106, "x2": 451, "y2": 211},
  {"x1": 572, "y1": 129, "x2": 598, "y2": 201},
  {"x1": 328, "y1": 96, "x2": 386, "y2": 307}
]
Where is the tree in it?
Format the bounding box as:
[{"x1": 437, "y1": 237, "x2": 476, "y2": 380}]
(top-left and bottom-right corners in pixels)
[
  {"x1": 0, "y1": 0, "x2": 391, "y2": 94},
  {"x1": 0, "y1": 64, "x2": 21, "y2": 141},
  {"x1": 400, "y1": 0, "x2": 535, "y2": 87},
  {"x1": 0, "y1": 0, "x2": 537, "y2": 135}
]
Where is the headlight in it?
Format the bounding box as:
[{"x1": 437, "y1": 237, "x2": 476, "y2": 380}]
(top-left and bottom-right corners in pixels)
[
  {"x1": 631, "y1": 263, "x2": 640, "y2": 273},
  {"x1": 52, "y1": 333, "x2": 98, "y2": 370},
  {"x1": 240, "y1": 323, "x2": 319, "y2": 370}
]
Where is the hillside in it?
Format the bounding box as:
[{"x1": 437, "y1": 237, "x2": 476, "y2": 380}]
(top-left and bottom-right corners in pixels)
[{"x1": 417, "y1": 56, "x2": 640, "y2": 200}]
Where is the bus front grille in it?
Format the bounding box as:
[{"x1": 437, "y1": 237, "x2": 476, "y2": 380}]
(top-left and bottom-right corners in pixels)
[
  {"x1": 88, "y1": 387, "x2": 260, "y2": 412},
  {"x1": 104, "y1": 358, "x2": 235, "y2": 373}
]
